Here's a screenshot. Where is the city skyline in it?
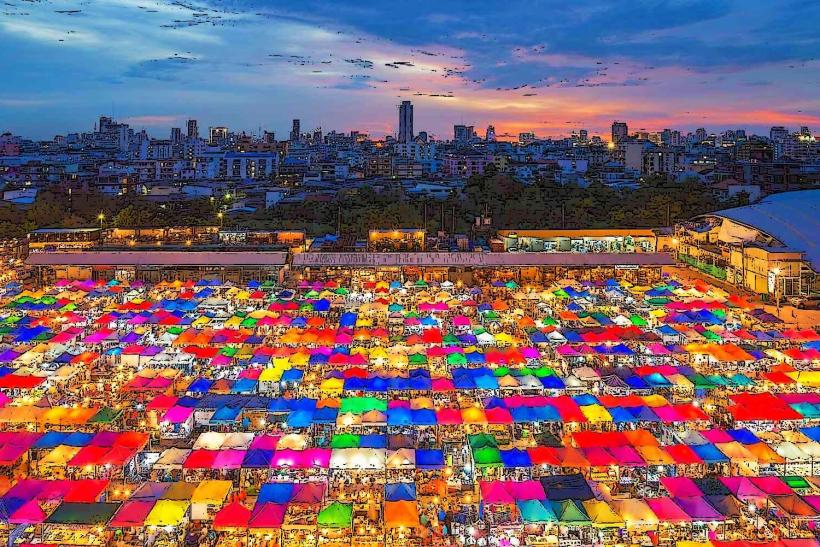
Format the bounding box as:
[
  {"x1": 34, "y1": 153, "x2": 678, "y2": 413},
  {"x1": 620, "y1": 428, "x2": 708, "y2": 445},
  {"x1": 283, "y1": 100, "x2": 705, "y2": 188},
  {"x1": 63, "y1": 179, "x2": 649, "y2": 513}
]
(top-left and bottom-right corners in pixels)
[{"x1": 1, "y1": 0, "x2": 819, "y2": 139}]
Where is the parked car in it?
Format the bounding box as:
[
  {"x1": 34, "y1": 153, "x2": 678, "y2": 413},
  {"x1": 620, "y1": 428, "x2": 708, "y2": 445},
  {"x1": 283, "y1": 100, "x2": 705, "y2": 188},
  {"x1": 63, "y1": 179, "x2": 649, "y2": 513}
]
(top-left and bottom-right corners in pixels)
[{"x1": 788, "y1": 295, "x2": 820, "y2": 309}]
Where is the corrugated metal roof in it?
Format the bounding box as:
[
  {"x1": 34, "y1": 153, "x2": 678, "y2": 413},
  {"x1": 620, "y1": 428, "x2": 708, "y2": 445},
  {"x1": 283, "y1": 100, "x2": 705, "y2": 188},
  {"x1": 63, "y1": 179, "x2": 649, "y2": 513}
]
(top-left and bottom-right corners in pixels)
[
  {"x1": 292, "y1": 252, "x2": 673, "y2": 267},
  {"x1": 710, "y1": 190, "x2": 820, "y2": 271},
  {"x1": 27, "y1": 251, "x2": 288, "y2": 267}
]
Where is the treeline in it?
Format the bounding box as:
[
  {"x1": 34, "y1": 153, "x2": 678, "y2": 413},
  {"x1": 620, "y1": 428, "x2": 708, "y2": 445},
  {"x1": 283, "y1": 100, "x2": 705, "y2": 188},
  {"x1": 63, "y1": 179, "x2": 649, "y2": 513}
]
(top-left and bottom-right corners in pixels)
[{"x1": 0, "y1": 173, "x2": 741, "y2": 240}]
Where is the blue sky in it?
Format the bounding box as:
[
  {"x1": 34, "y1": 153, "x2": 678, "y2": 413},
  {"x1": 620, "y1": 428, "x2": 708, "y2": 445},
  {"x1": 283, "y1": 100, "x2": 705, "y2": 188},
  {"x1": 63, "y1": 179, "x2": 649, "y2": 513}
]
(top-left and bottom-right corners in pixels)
[{"x1": 1, "y1": 0, "x2": 818, "y2": 139}]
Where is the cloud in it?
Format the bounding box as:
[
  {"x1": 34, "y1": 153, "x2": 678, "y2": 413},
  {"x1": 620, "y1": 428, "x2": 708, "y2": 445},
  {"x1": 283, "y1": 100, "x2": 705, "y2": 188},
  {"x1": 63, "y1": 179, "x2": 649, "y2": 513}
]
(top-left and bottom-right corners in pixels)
[
  {"x1": 123, "y1": 56, "x2": 200, "y2": 81},
  {"x1": 0, "y1": 0, "x2": 818, "y2": 139}
]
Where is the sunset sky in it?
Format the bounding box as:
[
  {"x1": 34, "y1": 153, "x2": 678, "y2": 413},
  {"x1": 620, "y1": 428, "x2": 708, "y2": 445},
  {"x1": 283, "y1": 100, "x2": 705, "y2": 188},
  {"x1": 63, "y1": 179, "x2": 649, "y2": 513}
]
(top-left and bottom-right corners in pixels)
[{"x1": 1, "y1": 0, "x2": 819, "y2": 140}]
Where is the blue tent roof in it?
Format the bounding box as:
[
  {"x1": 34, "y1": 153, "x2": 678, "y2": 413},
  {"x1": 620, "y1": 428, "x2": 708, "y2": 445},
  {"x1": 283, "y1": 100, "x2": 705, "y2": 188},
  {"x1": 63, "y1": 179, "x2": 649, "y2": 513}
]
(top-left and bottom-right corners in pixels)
[
  {"x1": 385, "y1": 483, "x2": 416, "y2": 502},
  {"x1": 258, "y1": 483, "x2": 295, "y2": 504},
  {"x1": 415, "y1": 449, "x2": 445, "y2": 469},
  {"x1": 691, "y1": 443, "x2": 730, "y2": 463},
  {"x1": 500, "y1": 448, "x2": 532, "y2": 468},
  {"x1": 242, "y1": 449, "x2": 273, "y2": 468}
]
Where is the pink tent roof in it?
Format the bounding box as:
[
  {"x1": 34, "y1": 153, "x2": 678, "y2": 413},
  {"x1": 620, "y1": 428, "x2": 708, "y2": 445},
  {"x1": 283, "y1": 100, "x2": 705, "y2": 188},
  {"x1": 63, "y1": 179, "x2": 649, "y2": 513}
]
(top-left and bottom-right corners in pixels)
[
  {"x1": 557, "y1": 345, "x2": 580, "y2": 356},
  {"x1": 162, "y1": 406, "x2": 194, "y2": 424},
  {"x1": 480, "y1": 481, "x2": 513, "y2": 504},
  {"x1": 661, "y1": 477, "x2": 703, "y2": 497},
  {"x1": 609, "y1": 445, "x2": 646, "y2": 467},
  {"x1": 272, "y1": 448, "x2": 330, "y2": 469},
  {"x1": 213, "y1": 449, "x2": 247, "y2": 470},
  {"x1": 292, "y1": 482, "x2": 327, "y2": 504},
  {"x1": 431, "y1": 378, "x2": 455, "y2": 392},
  {"x1": 750, "y1": 477, "x2": 793, "y2": 495},
  {"x1": 673, "y1": 496, "x2": 725, "y2": 521},
  {"x1": 718, "y1": 477, "x2": 767, "y2": 500},
  {"x1": 645, "y1": 497, "x2": 692, "y2": 522},
  {"x1": 9, "y1": 500, "x2": 47, "y2": 524},
  {"x1": 250, "y1": 435, "x2": 280, "y2": 451},
  {"x1": 509, "y1": 480, "x2": 546, "y2": 501},
  {"x1": 249, "y1": 503, "x2": 287, "y2": 529}
]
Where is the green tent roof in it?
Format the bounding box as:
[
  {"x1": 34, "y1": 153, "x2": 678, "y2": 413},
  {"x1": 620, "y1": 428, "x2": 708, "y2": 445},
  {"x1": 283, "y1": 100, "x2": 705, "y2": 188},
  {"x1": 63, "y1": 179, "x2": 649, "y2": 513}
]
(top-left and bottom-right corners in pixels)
[
  {"x1": 629, "y1": 314, "x2": 647, "y2": 327},
  {"x1": 330, "y1": 433, "x2": 360, "y2": 449},
  {"x1": 317, "y1": 502, "x2": 352, "y2": 528},
  {"x1": 468, "y1": 433, "x2": 498, "y2": 449},
  {"x1": 472, "y1": 446, "x2": 502, "y2": 467},
  {"x1": 781, "y1": 476, "x2": 810, "y2": 489},
  {"x1": 89, "y1": 407, "x2": 122, "y2": 424},
  {"x1": 551, "y1": 499, "x2": 590, "y2": 524},
  {"x1": 340, "y1": 397, "x2": 387, "y2": 414},
  {"x1": 46, "y1": 502, "x2": 121, "y2": 525}
]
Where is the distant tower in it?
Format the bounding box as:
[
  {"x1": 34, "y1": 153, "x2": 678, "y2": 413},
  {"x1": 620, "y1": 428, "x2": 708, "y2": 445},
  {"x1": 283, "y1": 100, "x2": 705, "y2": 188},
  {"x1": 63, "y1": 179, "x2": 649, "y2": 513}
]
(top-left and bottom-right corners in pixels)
[
  {"x1": 486, "y1": 125, "x2": 496, "y2": 142},
  {"x1": 398, "y1": 101, "x2": 414, "y2": 143},
  {"x1": 290, "y1": 119, "x2": 301, "y2": 142},
  {"x1": 170, "y1": 127, "x2": 182, "y2": 144},
  {"x1": 611, "y1": 121, "x2": 628, "y2": 144},
  {"x1": 186, "y1": 119, "x2": 199, "y2": 139}
]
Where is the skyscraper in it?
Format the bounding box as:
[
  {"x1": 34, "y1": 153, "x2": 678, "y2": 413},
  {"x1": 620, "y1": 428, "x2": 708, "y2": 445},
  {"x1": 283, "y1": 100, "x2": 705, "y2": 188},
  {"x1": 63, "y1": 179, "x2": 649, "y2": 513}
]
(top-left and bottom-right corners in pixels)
[
  {"x1": 454, "y1": 125, "x2": 474, "y2": 143},
  {"x1": 485, "y1": 125, "x2": 496, "y2": 142},
  {"x1": 187, "y1": 119, "x2": 199, "y2": 139},
  {"x1": 611, "y1": 121, "x2": 628, "y2": 144},
  {"x1": 209, "y1": 126, "x2": 228, "y2": 146},
  {"x1": 170, "y1": 127, "x2": 182, "y2": 144},
  {"x1": 398, "y1": 101, "x2": 414, "y2": 143},
  {"x1": 290, "y1": 119, "x2": 301, "y2": 143}
]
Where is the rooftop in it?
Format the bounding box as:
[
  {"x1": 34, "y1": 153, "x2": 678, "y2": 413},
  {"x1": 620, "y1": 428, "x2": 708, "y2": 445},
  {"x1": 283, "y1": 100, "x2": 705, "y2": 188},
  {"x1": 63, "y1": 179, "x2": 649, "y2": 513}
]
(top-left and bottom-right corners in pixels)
[{"x1": 707, "y1": 190, "x2": 820, "y2": 271}]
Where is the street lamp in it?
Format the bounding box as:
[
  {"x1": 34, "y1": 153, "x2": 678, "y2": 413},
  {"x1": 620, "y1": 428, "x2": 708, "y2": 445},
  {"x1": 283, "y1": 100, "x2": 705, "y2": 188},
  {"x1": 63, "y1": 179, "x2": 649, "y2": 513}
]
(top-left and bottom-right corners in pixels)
[
  {"x1": 97, "y1": 213, "x2": 105, "y2": 228},
  {"x1": 217, "y1": 212, "x2": 223, "y2": 228}
]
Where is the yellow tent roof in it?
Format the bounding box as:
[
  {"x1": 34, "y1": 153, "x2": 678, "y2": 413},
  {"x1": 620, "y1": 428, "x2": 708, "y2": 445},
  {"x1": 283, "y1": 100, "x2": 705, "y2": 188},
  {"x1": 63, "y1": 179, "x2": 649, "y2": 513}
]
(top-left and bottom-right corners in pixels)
[
  {"x1": 583, "y1": 500, "x2": 624, "y2": 528},
  {"x1": 191, "y1": 480, "x2": 232, "y2": 504},
  {"x1": 145, "y1": 500, "x2": 190, "y2": 527},
  {"x1": 714, "y1": 441, "x2": 757, "y2": 463},
  {"x1": 611, "y1": 498, "x2": 658, "y2": 526},
  {"x1": 461, "y1": 407, "x2": 487, "y2": 424},
  {"x1": 41, "y1": 445, "x2": 81, "y2": 467},
  {"x1": 580, "y1": 405, "x2": 612, "y2": 423},
  {"x1": 259, "y1": 368, "x2": 283, "y2": 382}
]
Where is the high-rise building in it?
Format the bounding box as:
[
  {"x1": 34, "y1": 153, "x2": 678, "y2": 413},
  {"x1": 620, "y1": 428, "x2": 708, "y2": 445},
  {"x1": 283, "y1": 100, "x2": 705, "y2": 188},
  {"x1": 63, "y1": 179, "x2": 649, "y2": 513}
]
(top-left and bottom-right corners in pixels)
[
  {"x1": 290, "y1": 119, "x2": 301, "y2": 143},
  {"x1": 485, "y1": 125, "x2": 496, "y2": 142},
  {"x1": 187, "y1": 119, "x2": 199, "y2": 139},
  {"x1": 519, "y1": 132, "x2": 536, "y2": 145},
  {"x1": 611, "y1": 121, "x2": 628, "y2": 144},
  {"x1": 209, "y1": 126, "x2": 228, "y2": 146},
  {"x1": 170, "y1": 127, "x2": 182, "y2": 144},
  {"x1": 398, "y1": 101, "x2": 414, "y2": 143},
  {"x1": 695, "y1": 127, "x2": 707, "y2": 143},
  {"x1": 454, "y1": 125, "x2": 474, "y2": 143},
  {"x1": 578, "y1": 129, "x2": 588, "y2": 143},
  {"x1": 263, "y1": 131, "x2": 276, "y2": 144},
  {"x1": 769, "y1": 126, "x2": 789, "y2": 141}
]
